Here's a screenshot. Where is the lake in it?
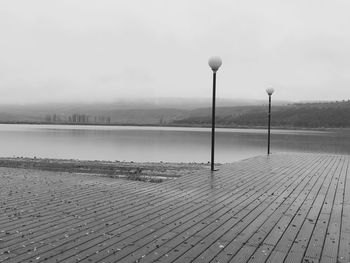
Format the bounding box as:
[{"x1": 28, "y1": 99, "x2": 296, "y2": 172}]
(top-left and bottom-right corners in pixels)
[{"x1": 0, "y1": 124, "x2": 349, "y2": 163}]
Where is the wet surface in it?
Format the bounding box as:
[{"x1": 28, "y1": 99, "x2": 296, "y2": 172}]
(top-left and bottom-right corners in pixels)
[{"x1": 0, "y1": 153, "x2": 349, "y2": 262}]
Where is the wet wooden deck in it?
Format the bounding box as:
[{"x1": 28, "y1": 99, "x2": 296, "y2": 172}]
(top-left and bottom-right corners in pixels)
[{"x1": 0, "y1": 153, "x2": 349, "y2": 263}]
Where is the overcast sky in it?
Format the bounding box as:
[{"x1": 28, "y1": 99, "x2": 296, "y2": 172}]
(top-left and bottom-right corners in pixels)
[{"x1": 1, "y1": 0, "x2": 350, "y2": 104}]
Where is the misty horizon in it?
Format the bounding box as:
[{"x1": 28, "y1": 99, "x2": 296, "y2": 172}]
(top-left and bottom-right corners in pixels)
[
  {"x1": 0, "y1": 96, "x2": 345, "y2": 108},
  {"x1": 1, "y1": 1, "x2": 350, "y2": 104}
]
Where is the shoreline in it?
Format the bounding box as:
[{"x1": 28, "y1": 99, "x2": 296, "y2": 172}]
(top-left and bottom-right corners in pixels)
[
  {"x1": 1, "y1": 121, "x2": 349, "y2": 132},
  {"x1": 0, "y1": 157, "x2": 212, "y2": 183}
]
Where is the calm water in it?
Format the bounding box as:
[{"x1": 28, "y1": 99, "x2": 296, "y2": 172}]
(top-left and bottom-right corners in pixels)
[{"x1": 0, "y1": 124, "x2": 349, "y2": 163}]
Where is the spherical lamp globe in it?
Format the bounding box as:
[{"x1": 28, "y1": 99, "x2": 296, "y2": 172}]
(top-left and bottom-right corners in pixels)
[
  {"x1": 266, "y1": 88, "x2": 275, "y2": 96},
  {"x1": 208, "y1": 57, "x2": 222, "y2": 72}
]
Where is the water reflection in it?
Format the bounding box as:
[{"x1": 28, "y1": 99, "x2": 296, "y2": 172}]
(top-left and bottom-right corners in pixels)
[{"x1": 0, "y1": 124, "x2": 349, "y2": 163}]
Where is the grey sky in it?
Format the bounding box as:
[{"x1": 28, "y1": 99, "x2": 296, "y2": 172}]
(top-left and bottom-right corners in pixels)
[{"x1": 1, "y1": 0, "x2": 350, "y2": 104}]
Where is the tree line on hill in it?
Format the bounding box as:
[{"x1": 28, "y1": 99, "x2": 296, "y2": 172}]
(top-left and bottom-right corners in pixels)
[
  {"x1": 1, "y1": 100, "x2": 350, "y2": 128},
  {"x1": 171, "y1": 101, "x2": 350, "y2": 128}
]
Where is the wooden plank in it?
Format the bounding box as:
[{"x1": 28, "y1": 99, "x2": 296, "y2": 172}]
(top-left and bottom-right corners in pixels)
[
  {"x1": 336, "y1": 158, "x2": 350, "y2": 263},
  {"x1": 302, "y1": 156, "x2": 344, "y2": 262},
  {"x1": 153, "y1": 155, "x2": 318, "y2": 263},
  {"x1": 75, "y1": 157, "x2": 308, "y2": 263},
  {"x1": 0, "y1": 155, "x2": 312, "y2": 263},
  {"x1": 6, "y1": 158, "x2": 276, "y2": 262},
  {"x1": 319, "y1": 157, "x2": 348, "y2": 263},
  {"x1": 247, "y1": 244, "x2": 275, "y2": 263},
  {"x1": 245, "y1": 154, "x2": 334, "y2": 262},
  {"x1": 227, "y1": 156, "x2": 328, "y2": 263},
  {"x1": 58, "y1": 155, "x2": 304, "y2": 263},
  {"x1": 211, "y1": 155, "x2": 333, "y2": 263},
  {"x1": 0, "y1": 153, "x2": 349, "y2": 263},
  {"x1": 283, "y1": 157, "x2": 347, "y2": 263},
  {"x1": 263, "y1": 156, "x2": 340, "y2": 263},
  {"x1": 77, "y1": 159, "x2": 299, "y2": 263}
]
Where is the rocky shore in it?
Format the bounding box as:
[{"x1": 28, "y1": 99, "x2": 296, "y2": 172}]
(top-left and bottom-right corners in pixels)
[{"x1": 0, "y1": 157, "x2": 212, "y2": 183}]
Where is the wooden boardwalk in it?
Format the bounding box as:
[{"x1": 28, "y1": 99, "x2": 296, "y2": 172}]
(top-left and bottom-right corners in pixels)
[{"x1": 0, "y1": 153, "x2": 349, "y2": 263}]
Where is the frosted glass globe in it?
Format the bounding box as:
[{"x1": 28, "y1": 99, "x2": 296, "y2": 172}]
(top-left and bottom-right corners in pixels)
[
  {"x1": 266, "y1": 88, "x2": 275, "y2": 95},
  {"x1": 208, "y1": 57, "x2": 222, "y2": 72}
]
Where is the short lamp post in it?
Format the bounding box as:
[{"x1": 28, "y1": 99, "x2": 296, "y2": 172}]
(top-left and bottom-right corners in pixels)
[
  {"x1": 208, "y1": 56, "x2": 222, "y2": 171},
  {"x1": 266, "y1": 88, "x2": 274, "y2": 155}
]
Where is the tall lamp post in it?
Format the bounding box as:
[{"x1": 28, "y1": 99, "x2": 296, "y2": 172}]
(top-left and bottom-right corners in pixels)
[
  {"x1": 266, "y1": 88, "x2": 274, "y2": 155},
  {"x1": 208, "y1": 56, "x2": 222, "y2": 171}
]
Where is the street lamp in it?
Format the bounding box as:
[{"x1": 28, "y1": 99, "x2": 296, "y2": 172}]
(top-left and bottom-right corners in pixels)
[
  {"x1": 266, "y1": 87, "x2": 274, "y2": 155},
  {"x1": 208, "y1": 56, "x2": 222, "y2": 171}
]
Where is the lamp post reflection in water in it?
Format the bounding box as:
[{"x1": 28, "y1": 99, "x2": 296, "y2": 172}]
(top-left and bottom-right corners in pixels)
[{"x1": 208, "y1": 56, "x2": 222, "y2": 171}]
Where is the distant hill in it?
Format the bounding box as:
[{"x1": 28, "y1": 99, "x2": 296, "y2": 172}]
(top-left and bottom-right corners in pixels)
[
  {"x1": 172, "y1": 100, "x2": 350, "y2": 128},
  {"x1": 1, "y1": 98, "x2": 349, "y2": 128},
  {"x1": 0, "y1": 98, "x2": 285, "y2": 125}
]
